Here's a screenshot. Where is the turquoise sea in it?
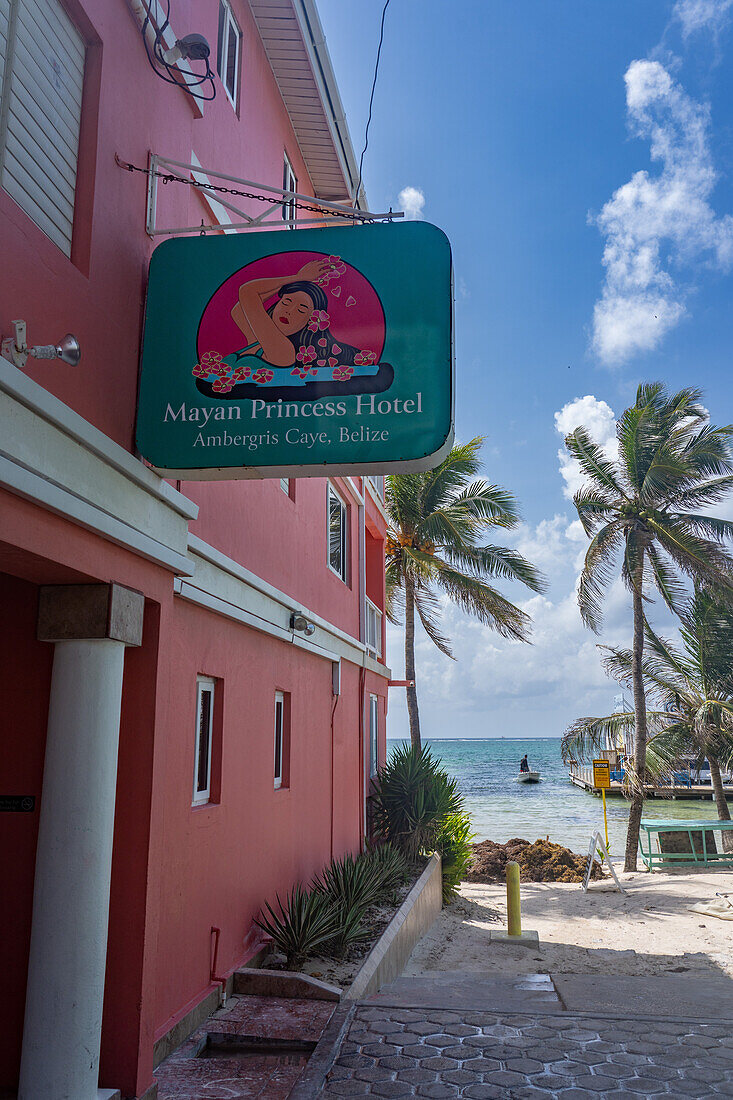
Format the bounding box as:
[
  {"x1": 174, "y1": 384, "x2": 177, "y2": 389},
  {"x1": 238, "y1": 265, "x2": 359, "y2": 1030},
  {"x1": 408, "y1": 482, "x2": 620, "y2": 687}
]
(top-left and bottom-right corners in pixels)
[{"x1": 387, "y1": 736, "x2": 729, "y2": 855}]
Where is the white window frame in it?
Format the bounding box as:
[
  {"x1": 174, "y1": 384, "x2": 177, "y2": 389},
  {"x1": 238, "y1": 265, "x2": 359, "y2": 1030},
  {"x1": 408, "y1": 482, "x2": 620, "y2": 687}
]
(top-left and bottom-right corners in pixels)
[
  {"x1": 217, "y1": 0, "x2": 241, "y2": 111},
  {"x1": 274, "y1": 690, "x2": 284, "y2": 789},
  {"x1": 369, "y1": 694, "x2": 379, "y2": 777},
  {"x1": 366, "y1": 597, "x2": 382, "y2": 658},
  {"x1": 282, "y1": 152, "x2": 297, "y2": 225},
  {"x1": 280, "y1": 477, "x2": 290, "y2": 495},
  {"x1": 193, "y1": 677, "x2": 215, "y2": 806},
  {"x1": 327, "y1": 483, "x2": 348, "y2": 582}
]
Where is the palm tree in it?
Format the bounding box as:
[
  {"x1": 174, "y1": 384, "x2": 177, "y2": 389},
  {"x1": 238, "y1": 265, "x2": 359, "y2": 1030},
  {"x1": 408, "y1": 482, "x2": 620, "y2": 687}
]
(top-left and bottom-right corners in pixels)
[
  {"x1": 384, "y1": 438, "x2": 546, "y2": 749},
  {"x1": 562, "y1": 586, "x2": 733, "y2": 850},
  {"x1": 566, "y1": 382, "x2": 733, "y2": 870}
]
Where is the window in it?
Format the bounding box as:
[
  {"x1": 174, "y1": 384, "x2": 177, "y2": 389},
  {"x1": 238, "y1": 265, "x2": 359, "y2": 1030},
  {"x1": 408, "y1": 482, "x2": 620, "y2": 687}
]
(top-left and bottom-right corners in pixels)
[
  {"x1": 280, "y1": 477, "x2": 290, "y2": 494},
  {"x1": 369, "y1": 694, "x2": 379, "y2": 777},
  {"x1": 328, "y1": 483, "x2": 348, "y2": 581},
  {"x1": 274, "y1": 690, "x2": 289, "y2": 789},
  {"x1": 282, "y1": 153, "x2": 297, "y2": 225},
  {"x1": 193, "y1": 677, "x2": 215, "y2": 805},
  {"x1": 0, "y1": 0, "x2": 86, "y2": 256},
  {"x1": 217, "y1": 0, "x2": 241, "y2": 110},
  {"x1": 366, "y1": 598, "x2": 382, "y2": 658}
]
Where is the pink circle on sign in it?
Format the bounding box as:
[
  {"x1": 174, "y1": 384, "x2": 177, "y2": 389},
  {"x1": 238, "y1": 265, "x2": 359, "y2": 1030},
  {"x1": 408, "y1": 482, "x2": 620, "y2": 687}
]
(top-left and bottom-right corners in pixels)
[{"x1": 196, "y1": 251, "x2": 386, "y2": 364}]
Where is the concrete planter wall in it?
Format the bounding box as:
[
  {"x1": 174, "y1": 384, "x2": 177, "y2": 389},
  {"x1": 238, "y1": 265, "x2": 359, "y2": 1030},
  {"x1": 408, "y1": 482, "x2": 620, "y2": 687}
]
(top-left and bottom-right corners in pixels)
[{"x1": 346, "y1": 852, "x2": 442, "y2": 1001}]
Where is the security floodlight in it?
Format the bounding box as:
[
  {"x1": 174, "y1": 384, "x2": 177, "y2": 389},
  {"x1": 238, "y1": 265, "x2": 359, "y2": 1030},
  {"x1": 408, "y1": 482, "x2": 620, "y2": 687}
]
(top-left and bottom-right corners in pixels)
[
  {"x1": 290, "y1": 613, "x2": 316, "y2": 637},
  {"x1": 2, "y1": 320, "x2": 80, "y2": 370},
  {"x1": 162, "y1": 33, "x2": 211, "y2": 66}
]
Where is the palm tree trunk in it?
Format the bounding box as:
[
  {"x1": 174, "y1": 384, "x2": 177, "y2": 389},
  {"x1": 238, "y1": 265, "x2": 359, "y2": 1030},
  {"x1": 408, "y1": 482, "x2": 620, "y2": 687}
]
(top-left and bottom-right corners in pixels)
[
  {"x1": 709, "y1": 757, "x2": 733, "y2": 852},
  {"x1": 404, "y1": 579, "x2": 421, "y2": 750},
  {"x1": 625, "y1": 558, "x2": 648, "y2": 872}
]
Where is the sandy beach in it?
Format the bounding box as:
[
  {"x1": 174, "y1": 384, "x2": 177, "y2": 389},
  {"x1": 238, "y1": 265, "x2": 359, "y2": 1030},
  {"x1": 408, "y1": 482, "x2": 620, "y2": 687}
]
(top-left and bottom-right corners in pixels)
[{"x1": 406, "y1": 869, "x2": 733, "y2": 980}]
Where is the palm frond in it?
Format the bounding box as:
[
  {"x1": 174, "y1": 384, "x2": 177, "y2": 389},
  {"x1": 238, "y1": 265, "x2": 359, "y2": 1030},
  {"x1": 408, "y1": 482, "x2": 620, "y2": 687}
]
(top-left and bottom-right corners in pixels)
[
  {"x1": 443, "y1": 542, "x2": 547, "y2": 593},
  {"x1": 647, "y1": 516, "x2": 733, "y2": 589},
  {"x1": 577, "y1": 520, "x2": 624, "y2": 632},
  {"x1": 561, "y1": 712, "x2": 636, "y2": 764},
  {"x1": 434, "y1": 564, "x2": 532, "y2": 641},
  {"x1": 647, "y1": 543, "x2": 687, "y2": 616},
  {"x1": 419, "y1": 437, "x2": 485, "y2": 517},
  {"x1": 414, "y1": 587, "x2": 454, "y2": 659},
  {"x1": 573, "y1": 485, "x2": 619, "y2": 536},
  {"x1": 565, "y1": 426, "x2": 624, "y2": 496}
]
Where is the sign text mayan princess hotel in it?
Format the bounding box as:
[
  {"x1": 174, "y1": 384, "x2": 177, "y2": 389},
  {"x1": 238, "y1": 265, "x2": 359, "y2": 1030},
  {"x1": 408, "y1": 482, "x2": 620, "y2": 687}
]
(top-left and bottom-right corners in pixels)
[{"x1": 137, "y1": 221, "x2": 454, "y2": 478}]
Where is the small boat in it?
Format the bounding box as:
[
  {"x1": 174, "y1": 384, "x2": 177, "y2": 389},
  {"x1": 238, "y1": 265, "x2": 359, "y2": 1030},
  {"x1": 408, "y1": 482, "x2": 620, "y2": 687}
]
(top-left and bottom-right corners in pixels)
[{"x1": 516, "y1": 771, "x2": 541, "y2": 783}]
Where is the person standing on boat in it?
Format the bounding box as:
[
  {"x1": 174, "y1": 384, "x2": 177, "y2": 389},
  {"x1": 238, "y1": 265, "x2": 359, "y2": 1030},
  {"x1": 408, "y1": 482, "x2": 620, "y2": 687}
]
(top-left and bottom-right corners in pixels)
[{"x1": 520, "y1": 754, "x2": 529, "y2": 773}]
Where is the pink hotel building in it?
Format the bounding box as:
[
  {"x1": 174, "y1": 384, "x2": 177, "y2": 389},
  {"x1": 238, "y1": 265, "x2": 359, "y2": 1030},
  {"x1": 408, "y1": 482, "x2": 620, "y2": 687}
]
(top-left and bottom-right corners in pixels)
[{"x1": 0, "y1": 2, "x2": 390, "y2": 1097}]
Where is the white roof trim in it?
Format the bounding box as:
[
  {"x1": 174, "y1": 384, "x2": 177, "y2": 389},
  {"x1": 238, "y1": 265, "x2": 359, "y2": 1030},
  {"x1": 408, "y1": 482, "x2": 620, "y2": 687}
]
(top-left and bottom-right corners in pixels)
[{"x1": 248, "y1": 0, "x2": 366, "y2": 207}]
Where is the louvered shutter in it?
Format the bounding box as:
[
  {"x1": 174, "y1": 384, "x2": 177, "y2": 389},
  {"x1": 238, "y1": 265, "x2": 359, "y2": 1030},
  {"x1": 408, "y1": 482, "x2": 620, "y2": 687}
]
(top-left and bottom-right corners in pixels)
[{"x1": 0, "y1": 0, "x2": 85, "y2": 256}]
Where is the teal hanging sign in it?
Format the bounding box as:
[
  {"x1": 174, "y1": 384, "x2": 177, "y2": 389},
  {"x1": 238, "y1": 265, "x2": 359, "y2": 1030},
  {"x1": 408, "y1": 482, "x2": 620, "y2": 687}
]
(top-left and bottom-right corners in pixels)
[{"x1": 136, "y1": 222, "x2": 454, "y2": 479}]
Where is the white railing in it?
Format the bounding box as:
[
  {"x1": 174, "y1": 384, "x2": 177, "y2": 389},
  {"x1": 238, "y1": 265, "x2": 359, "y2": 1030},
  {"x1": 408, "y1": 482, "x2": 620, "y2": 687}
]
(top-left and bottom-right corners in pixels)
[
  {"x1": 366, "y1": 475, "x2": 385, "y2": 501},
  {"x1": 366, "y1": 597, "x2": 382, "y2": 657}
]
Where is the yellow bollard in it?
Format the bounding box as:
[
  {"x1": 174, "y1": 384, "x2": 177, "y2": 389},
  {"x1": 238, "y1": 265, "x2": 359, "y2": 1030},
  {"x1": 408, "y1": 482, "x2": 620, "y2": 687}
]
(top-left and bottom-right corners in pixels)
[{"x1": 506, "y1": 860, "x2": 521, "y2": 936}]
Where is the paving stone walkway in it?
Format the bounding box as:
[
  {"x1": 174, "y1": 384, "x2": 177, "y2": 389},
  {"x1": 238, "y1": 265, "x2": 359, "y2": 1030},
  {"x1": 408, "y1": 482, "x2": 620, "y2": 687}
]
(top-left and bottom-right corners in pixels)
[{"x1": 322, "y1": 1004, "x2": 733, "y2": 1098}]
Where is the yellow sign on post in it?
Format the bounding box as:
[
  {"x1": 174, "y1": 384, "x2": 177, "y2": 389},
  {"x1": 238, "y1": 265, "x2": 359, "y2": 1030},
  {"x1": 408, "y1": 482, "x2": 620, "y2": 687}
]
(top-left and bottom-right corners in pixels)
[
  {"x1": 592, "y1": 760, "x2": 610, "y2": 788},
  {"x1": 593, "y1": 759, "x2": 611, "y2": 851}
]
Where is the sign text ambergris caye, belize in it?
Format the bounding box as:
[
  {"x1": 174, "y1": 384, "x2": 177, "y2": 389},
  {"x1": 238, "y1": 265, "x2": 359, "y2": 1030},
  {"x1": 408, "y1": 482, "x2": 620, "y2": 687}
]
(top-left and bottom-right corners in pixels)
[{"x1": 136, "y1": 221, "x2": 454, "y2": 479}]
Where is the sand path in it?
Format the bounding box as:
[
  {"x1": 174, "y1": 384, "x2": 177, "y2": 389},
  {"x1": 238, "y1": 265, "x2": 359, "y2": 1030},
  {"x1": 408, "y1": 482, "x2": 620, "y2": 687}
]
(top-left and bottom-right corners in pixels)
[{"x1": 406, "y1": 870, "x2": 733, "y2": 979}]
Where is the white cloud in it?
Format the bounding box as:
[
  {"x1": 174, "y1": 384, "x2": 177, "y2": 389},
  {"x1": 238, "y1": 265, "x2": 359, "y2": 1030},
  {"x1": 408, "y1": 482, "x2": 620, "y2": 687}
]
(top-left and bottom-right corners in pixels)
[
  {"x1": 398, "y1": 186, "x2": 425, "y2": 221},
  {"x1": 591, "y1": 60, "x2": 733, "y2": 365},
  {"x1": 674, "y1": 0, "x2": 733, "y2": 36},
  {"x1": 554, "y1": 395, "x2": 619, "y2": 500}
]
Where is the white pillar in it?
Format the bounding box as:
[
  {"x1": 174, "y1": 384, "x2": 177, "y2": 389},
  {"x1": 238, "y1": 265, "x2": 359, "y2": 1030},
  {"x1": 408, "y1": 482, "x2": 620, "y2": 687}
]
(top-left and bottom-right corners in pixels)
[{"x1": 19, "y1": 583, "x2": 144, "y2": 1100}]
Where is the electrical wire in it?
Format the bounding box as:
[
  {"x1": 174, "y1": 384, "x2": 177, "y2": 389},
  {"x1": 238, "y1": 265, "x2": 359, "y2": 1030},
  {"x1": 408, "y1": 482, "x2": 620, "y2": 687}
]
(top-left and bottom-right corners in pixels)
[
  {"x1": 140, "y1": 0, "x2": 216, "y2": 102},
  {"x1": 355, "y1": 0, "x2": 391, "y2": 210}
]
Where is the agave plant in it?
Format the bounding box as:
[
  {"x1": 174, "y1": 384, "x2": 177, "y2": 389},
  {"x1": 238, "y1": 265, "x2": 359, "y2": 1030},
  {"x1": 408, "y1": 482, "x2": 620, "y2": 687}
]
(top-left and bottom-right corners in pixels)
[
  {"x1": 435, "y1": 811, "x2": 475, "y2": 902},
  {"x1": 372, "y1": 743, "x2": 465, "y2": 861},
  {"x1": 254, "y1": 884, "x2": 339, "y2": 967},
  {"x1": 314, "y1": 851, "x2": 385, "y2": 909},
  {"x1": 364, "y1": 841, "x2": 410, "y2": 894}
]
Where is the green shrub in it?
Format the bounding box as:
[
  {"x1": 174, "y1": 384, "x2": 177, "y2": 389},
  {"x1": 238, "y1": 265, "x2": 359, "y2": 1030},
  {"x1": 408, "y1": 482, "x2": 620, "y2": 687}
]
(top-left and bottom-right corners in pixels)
[
  {"x1": 435, "y1": 811, "x2": 475, "y2": 902},
  {"x1": 254, "y1": 885, "x2": 339, "y2": 966},
  {"x1": 364, "y1": 841, "x2": 410, "y2": 894},
  {"x1": 313, "y1": 851, "x2": 385, "y2": 912},
  {"x1": 372, "y1": 744, "x2": 465, "y2": 861}
]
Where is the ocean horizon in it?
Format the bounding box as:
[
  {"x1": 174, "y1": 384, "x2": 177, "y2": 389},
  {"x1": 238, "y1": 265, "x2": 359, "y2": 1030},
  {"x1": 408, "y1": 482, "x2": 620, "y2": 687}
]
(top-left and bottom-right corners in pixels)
[{"x1": 385, "y1": 736, "x2": 726, "y2": 854}]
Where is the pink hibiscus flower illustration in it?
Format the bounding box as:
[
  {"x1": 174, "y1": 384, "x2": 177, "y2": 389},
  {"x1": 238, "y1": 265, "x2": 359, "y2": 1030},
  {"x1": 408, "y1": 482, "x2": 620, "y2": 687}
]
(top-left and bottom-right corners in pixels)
[
  {"x1": 200, "y1": 350, "x2": 223, "y2": 367},
  {"x1": 354, "y1": 350, "x2": 377, "y2": 365},
  {"x1": 291, "y1": 364, "x2": 317, "y2": 379},
  {"x1": 192, "y1": 363, "x2": 208, "y2": 377},
  {"x1": 332, "y1": 365, "x2": 354, "y2": 381},
  {"x1": 231, "y1": 364, "x2": 251, "y2": 382},
  {"x1": 212, "y1": 379, "x2": 233, "y2": 393},
  {"x1": 307, "y1": 310, "x2": 330, "y2": 332},
  {"x1": 296, "y1": 345, "x2": 317, "y2": 364},
  {"x1": 252, "y1": 367, "x2": 274, "y2": 384}
]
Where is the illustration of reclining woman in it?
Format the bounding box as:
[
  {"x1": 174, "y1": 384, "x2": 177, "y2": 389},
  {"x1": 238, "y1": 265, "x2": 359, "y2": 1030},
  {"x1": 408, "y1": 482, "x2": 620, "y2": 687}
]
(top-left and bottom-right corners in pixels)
[{"x1": 194, "y1": 257, "x2": 393, "y2": 400}]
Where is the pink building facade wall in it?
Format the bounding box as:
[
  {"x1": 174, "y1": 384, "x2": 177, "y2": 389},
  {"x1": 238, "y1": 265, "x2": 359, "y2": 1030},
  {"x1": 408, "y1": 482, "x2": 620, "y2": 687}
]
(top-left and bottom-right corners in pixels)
[{"x1": 0, "y1": 2, "x2": 389, "y2": 1096}]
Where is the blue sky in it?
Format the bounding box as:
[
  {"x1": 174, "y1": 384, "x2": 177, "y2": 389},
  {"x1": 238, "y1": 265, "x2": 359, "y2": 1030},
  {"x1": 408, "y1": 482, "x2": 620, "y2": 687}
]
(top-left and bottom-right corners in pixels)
[{"x1": 317, "y1": 0, "x2": 733, "y2": 739}]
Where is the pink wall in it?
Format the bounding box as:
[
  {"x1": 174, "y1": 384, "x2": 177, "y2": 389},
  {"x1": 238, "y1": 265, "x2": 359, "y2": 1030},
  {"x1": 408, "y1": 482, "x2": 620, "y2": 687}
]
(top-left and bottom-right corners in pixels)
[
  {"x1": 0, "y1": 0, "x2": 317, "y2": 454},
  {"x1": 1, "y1": 3, "x2": 388, "y2": 1096}
]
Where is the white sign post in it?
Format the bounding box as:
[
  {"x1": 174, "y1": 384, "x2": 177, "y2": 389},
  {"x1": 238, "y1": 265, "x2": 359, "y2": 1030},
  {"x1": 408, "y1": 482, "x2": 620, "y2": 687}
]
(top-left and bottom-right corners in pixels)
[{"x1": 583, "y1": 830, "x2": 625, "y2": 893}]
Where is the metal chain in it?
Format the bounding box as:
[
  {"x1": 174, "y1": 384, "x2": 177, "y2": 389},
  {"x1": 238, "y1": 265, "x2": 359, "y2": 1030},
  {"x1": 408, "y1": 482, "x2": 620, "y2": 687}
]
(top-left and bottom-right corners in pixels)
[{"x1": 115, "y1": 156, "x2": 390, "y2": 222}]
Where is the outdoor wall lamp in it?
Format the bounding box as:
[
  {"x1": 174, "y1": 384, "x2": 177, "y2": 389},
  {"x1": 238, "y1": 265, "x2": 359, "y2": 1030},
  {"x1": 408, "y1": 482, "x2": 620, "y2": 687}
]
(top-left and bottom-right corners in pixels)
[
  {"x1": 290, "y1": 612, "x2": 316, "y2": 637},
  {"x1": 2, "y1": 320, "x2": 81, "y2": 370}
]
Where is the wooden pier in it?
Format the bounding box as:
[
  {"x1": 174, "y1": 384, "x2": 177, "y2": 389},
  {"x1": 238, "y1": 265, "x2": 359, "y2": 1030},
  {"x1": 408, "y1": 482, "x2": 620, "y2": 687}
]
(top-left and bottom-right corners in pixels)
[{"x1": 569, "y1": 765, "x2": 733, "y2": 801}]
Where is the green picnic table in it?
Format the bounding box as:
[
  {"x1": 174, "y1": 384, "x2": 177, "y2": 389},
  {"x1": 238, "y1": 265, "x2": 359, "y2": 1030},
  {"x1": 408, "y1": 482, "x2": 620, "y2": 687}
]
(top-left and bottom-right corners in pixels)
[{"x1": 639, "y1": 818, "x2": 733, "y2": 870}]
